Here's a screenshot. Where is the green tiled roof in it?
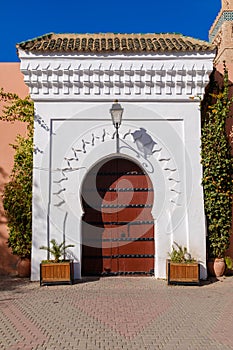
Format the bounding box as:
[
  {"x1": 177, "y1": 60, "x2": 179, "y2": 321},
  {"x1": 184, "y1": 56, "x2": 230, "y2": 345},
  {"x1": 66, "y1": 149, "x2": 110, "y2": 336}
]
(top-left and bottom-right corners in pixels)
[{"x1": 17, "y1": 33, "x2": 215, "y2": 53}]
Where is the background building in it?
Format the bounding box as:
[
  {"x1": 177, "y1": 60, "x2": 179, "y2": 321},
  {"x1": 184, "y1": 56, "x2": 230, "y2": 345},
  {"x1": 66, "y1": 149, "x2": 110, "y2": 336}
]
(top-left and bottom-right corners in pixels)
[{"x1": 0, "y1": 63, "x2": 28, "y2": 275}]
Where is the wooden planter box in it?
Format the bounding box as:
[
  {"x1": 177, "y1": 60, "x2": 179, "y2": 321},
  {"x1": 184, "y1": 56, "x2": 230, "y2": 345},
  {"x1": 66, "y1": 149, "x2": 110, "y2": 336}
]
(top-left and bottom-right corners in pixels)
[
  {"x1": 167, "y1": 260, "x2": 200, "y2": 285},
  {"x1": 40, "y1": 260, "x2": 74, "y2": 286}
]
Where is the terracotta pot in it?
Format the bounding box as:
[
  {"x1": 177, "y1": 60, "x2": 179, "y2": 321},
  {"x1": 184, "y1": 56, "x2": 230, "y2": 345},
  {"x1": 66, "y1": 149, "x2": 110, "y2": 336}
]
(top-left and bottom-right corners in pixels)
[
  {"x1": 207, "y1": 258, "x2": 225, "y2": 277},
  {"x1": 17, "y1": 258, "x2": 31, "y2": 277}
]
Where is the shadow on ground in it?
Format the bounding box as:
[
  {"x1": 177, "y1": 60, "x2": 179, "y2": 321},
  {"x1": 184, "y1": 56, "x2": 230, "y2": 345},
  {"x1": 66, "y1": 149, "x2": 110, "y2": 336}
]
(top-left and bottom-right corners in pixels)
[
  {"x1": 0, "y1": 276, "x2": 31, "y2": 293},
  {"x1": 0, "y1": 275, "x2": 230, "y2": 293},
  {"x1": 73, "y1": 276, "x2": 101, "y2": 284},
  {"x1": 199, "y1": 277, "x2": 219, "y2": 286}
]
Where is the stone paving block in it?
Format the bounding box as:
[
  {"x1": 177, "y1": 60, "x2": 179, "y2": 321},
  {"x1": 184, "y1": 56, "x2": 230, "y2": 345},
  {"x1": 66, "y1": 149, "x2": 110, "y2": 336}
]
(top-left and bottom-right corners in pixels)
[{"x1": 1, "y1": 277, "x2": 233, "y2": 349}]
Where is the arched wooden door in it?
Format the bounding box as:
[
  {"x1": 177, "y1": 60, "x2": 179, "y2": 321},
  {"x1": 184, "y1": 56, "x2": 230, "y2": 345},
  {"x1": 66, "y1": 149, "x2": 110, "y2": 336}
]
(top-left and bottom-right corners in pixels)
[{"x1": 81, "y1": 157, "x2": 154, "y2": 276}]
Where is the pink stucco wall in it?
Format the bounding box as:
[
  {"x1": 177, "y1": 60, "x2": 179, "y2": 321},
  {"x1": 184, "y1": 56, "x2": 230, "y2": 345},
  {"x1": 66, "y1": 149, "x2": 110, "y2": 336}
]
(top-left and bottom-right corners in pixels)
[{"x1": 0, "y1": 63, "x2": 29, "y2": 275}]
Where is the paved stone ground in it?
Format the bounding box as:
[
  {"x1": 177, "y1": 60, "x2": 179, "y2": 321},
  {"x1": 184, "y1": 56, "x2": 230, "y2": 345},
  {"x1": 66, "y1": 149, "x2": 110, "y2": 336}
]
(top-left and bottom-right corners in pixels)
[{"x1": 0, "y1": 276, "x2": 233, "y2": 349}]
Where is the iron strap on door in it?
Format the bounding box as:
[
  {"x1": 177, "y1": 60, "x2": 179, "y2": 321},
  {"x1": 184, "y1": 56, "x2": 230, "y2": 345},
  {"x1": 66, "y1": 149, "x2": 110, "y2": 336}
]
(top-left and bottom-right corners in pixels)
[
  {"x1": 86, "y1": 255, "x2": 154, "y2": 259},
  {"x1": 83, "y1": 204, "x2": 153, "y2": 209},
  {"x1": 86, "y1": 220, "x2": 154, "y2": 225}
]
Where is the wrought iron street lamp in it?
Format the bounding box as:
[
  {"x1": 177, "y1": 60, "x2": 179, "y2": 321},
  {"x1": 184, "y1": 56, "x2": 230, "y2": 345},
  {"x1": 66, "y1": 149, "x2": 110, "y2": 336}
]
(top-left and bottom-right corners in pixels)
[{"x1": 110, "y1": 100, "x2": 124, "y2": 153}]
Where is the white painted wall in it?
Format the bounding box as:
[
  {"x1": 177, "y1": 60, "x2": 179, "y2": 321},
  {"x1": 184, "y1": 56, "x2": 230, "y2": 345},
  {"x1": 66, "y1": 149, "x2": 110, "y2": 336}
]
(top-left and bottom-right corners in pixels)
[{"x1": 18, "y1": 49, "x2": 215, "y2": 281}]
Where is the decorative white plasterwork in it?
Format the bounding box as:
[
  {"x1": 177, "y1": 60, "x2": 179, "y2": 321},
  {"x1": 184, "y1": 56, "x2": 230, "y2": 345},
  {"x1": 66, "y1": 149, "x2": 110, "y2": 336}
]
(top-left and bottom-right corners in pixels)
[
  {"x1": 51, "y1": 125, "x2": 182, "y2": 217},
  {"x1": 19, "y1": 54, "x2": 214, "y2": 100}
]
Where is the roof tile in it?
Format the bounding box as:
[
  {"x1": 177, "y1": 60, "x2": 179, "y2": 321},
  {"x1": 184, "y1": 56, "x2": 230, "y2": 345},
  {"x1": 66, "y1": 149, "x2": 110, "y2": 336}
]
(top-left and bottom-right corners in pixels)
[{"x1": 17, "y1": 33, "x2": 216, "y2": 53}]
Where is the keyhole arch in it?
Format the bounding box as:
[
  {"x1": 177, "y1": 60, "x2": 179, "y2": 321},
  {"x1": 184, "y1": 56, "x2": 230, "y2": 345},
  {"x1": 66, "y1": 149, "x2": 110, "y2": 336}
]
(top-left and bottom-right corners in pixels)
[{"x1": 81, "y1": 154, "x2": 155, "y2": 276}]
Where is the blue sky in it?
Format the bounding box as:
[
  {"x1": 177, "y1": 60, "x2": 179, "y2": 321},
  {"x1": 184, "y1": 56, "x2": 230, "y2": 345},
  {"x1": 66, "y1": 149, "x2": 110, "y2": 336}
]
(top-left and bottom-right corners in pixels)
[{"x1": 1, "y1": 0, "x2": 221, "y2": 62}]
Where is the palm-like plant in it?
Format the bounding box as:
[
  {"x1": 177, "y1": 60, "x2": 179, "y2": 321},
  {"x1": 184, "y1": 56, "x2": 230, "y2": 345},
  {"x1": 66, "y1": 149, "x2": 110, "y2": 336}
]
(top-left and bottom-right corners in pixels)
[
  {"x1": 40, "y1": 239, "x2": 75, "y2": 262},
  {"x1": 168, "y1": 242, "x2": 195, "y2": 263}
]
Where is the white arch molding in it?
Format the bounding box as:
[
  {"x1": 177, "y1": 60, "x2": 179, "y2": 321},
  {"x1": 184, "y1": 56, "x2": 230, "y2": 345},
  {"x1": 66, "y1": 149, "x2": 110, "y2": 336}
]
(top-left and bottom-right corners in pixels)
[{"x1": 48, "y1": 123, "x2": 183, "y2": 279}]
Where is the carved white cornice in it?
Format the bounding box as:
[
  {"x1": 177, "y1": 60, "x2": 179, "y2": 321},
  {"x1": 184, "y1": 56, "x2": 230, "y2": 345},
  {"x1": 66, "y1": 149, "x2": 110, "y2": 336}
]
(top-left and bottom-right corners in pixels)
[{"x1": 19, "y1": 51, "x2": 214, "y2": 101}]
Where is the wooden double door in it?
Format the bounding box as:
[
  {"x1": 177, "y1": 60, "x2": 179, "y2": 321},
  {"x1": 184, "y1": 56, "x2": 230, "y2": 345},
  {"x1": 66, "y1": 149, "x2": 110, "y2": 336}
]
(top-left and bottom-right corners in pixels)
[{"x1": 81, "y1": 157, "x2": 154, "y2": 276}]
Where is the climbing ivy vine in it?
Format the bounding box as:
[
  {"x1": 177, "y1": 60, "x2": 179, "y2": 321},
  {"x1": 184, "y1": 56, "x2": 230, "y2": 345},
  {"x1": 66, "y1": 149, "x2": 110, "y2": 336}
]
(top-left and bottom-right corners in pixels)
[
  {"x1": 0, "y1": 89, "x2": 34, "y2": 258},
  {"x1": 201, "y1": 66, "x2": 233, "y2": 258}
]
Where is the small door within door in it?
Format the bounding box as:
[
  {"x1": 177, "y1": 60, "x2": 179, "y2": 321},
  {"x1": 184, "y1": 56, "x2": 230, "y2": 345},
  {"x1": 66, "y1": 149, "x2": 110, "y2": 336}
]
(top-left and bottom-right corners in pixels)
[{"x1": 81, "y1": 157, "x2": 154, "y2": 276}]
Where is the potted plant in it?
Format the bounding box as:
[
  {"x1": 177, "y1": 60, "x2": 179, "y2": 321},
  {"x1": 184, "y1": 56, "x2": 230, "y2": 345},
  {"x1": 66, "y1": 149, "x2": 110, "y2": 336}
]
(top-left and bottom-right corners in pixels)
[
  {"x1": 167, "y1": 242, "x2": 200, "y2": 285},
  {"x1": 40, "y1": 239, "x2": 75, "y2": 286},
  {"x1": 207, "y1": 244, "x2": 227, "y2": 278},
  {"x1": 207, "y1": 246, "x2": 233, "y2": 277}
]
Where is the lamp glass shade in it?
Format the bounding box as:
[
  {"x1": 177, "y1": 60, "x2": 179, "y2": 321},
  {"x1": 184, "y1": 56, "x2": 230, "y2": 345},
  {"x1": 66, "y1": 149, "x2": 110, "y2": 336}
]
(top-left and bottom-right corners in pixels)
[{"x1": 110, "y1": 103, "x2": 124, "y2": 127}]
